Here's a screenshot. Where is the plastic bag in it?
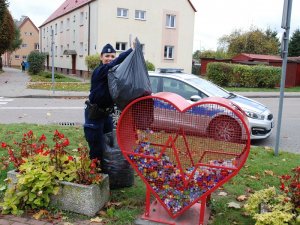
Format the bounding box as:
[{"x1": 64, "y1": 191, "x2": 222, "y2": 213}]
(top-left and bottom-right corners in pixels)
[
  {"x1": 108, "y1": 38, "x2": 152, "y2": 110},
  {"x1": 102, "y1": 132, "x2": 134, "y2": 189}
]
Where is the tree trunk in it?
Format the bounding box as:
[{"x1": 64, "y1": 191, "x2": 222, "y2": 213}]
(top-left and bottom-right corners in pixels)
[{"x1": 0, "y1": 57, "x2": 3, "y2": 71}]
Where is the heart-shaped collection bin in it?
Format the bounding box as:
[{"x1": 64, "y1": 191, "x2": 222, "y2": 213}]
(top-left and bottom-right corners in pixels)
[{"x1": 117, "y1": 92, "x2": 250, "y2": 218}]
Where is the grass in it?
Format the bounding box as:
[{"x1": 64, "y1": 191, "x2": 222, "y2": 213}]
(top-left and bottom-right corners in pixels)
[
  {"x1": 27, "y1": 71, "x2": 90, "y2": 91},
  {"x1": 0, "y1": 124, "x2": 299, "y2": 224}
]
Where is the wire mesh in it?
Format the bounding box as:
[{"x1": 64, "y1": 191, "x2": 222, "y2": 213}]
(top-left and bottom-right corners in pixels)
[{"x1": 117, "y1": 94, "x2": 250, "y2": 216}]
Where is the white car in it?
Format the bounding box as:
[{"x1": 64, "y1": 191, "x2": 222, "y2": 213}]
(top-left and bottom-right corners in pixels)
[{"x1": 146, "y1": 68, "x2": 274, "y2": 140}]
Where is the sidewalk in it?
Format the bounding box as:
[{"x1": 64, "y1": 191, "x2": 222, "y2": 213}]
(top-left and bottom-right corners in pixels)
[
  {"x1": 0, "y1": 67, "x2": 89, "y2": 99},
  {"x1": 1, "y1": 67, "x2": 300, "y2": 99}
]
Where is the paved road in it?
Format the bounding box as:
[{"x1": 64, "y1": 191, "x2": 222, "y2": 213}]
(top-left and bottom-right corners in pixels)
[
  {"x1": 1, "y1": 67, "x2": 300, "y2": 155},
  {"x1": 250, "y1": 97, "x2": 300, "y2": 154}
]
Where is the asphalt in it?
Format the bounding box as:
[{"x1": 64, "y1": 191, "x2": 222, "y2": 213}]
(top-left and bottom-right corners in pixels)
[
  {"x1": 0, "y1": 67, "x2": 300, "y2": 225},
  {"x1": 1, "y1": 67, "x2": 300, "y2": 99}
]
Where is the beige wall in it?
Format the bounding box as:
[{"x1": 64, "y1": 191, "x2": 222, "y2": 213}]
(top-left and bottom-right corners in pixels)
[
  {"x1": 10, "y1": 19, "x2": 39, "y2": 67},
  {"x1": 40, "y1": 0, "x2": 195, "y2": 74}
]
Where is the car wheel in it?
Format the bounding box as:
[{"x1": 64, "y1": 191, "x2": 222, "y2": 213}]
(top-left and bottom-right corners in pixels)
[
  {"x1": 111, "y1": 106, "x2": 122, "y2": 129},
  {"x1": 208, "y1": 116, "x2": 242, "y2": 142}
]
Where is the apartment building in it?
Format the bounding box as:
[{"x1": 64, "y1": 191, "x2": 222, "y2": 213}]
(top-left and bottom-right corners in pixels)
[
  {"x1": 39, "y1": 0, "x2": 196, "y2": 77},
  {"x1": 2, "y1": 16, "x2": 39, "y2": 68}
]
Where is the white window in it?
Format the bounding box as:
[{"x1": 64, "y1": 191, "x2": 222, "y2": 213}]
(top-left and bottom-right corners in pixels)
[
  {"x1": 166, "y1": 14, "x2": 176, "y2": 28},
  {"x1": 115, "y1": 42, "x2": 126, "y2": 51},
  {"x1": 117, "y1": 8, "x2": 128, "y2": 18},
  {"x1": 22, "y1": 55, "x2": 27, "y2": 60},
  {"x1": 22, "y1": 44, "x2": 27, "y2": 48},
  {"x1": 35, "y1": 43, "x2": 39, "y2": 50},
  {"x1": 55, "y1": 46, "x2": 57, "y2": 57},
  {"x1": 80, "y1": 12, "x2": 84, "y2": 25},
  {"x1": 67, "y1": 44, "x2": 69, "y2": 50},
  {"x1": 73, "y1": 30, "x2": 76, "y2": 41},
  {"x1": 24, "y1": 32, "x2": 27, "y2": 35},
  {"x1": 43, "y1": 28, "x2": 45, "y2": 38},
  {"x1": 73, "y1": 15, "x2": 76, "y2": 22},
  {"x1": 55, "y1": 24, "x2": 57, "y2": 34},
  {"x1": 135, "y1": 10, "x2": 146, "y2": 20},
  {"x1": 66, "y1": 18, "x2": 70, "y2": 30},
  {"x1": 164, "y1": 46, "x2": 174, "y2": 59},
  {"x1": 80, "y1": 42, "x2": 84, "y2": 56},
  {"x1": 29, "y1": 32, "x2": 33, "y2": 36},
  {"x1": 15, "y1": 55, "x2": 20, "y2": 59},
  {"x1": 60, "y1": 45, "x2": 63, "y2": 56},
  {"x1": 60, "y1": 21, "x2": 64, "y2": 32}
]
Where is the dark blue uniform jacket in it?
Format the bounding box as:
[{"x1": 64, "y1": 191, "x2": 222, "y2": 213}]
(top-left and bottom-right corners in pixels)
[
  {"x1": 84, "y1": 48, "x2": 133, "y2": 128},
  {"x1": 89, "y1": 48, "x2": 133, "y2": 108}
]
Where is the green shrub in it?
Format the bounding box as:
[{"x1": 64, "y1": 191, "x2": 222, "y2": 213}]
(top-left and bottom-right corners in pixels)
[
  {"x1": 207, "y1": 62, "x2": 281, "y2": 88},
  {"x1": 145, "y1": 60, "x2": 155, "y2": 71},
  {"x1": 85, "y1": 54, "x2": 100, "y2": 71},
  {"x1": 27, "y1": 51, "x2": 46, "y2": 75},
  {"x1": 207, "y1": 62, "x2": 233, "y2": 86}
]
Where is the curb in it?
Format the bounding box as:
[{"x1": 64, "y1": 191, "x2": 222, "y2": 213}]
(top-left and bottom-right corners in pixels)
[{"x1": 5, "y1": 94, "x2": 300, "y2": 99}]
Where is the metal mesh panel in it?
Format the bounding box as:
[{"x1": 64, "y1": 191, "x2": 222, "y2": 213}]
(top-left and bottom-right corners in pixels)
[{"x1": 117, "y1": 95, "x2": 250, "y2": 216}]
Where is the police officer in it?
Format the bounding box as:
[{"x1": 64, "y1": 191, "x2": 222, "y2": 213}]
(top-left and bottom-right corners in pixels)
[{"x1": 84, "y1": 43, "x2": 133, "y2": 168}]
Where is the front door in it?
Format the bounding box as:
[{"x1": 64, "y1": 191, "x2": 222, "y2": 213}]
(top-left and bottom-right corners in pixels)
[{"x1": 72, "y1": 55, "x2": 76, "y2": 74}]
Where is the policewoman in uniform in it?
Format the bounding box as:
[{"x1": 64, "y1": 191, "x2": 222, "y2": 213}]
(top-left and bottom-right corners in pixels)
[{"x1": 84, "y1": 43, "x2": 133, "y2": 167}]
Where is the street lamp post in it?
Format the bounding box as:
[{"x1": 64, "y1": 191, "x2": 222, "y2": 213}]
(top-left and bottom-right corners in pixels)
[{"x1": 274, "y1": 0, "x2": 293, "y2": 156}]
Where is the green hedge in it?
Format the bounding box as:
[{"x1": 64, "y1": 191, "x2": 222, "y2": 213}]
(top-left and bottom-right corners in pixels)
[{"x1": 207, "y1": 62, "x2": 281, "y2": 88}]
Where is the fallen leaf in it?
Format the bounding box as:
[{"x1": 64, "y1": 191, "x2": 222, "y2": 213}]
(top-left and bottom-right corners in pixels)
[
  {"x1": 90, "y1": 217, "x2": 103, "y2": 223},
  {"x1": 236, "y1": 195, "x2": 247, "y2": 202},
  {"x1": 227, "y1": 202, "x2": 241, "y2": 209},
  {"x1": 0, "y1": 185, "x2": 6, "y2": 191},
  {"x1": 32, "y1": 209, "x2": 49, "y2": 220},
  {"x1": 46, "y1": 112, "x2": 51, "y2": 116},
  {"x1": 264, "y1": 170, "x2": 274, "y2": 176},
  {"x1": 264, "y1": 146, "x2": 272, "y2": 150},
  {"x1": 249, "y1": 175, "x2": 258, "y2": 180},
  {"x1": 218, "y1": 191, "x2": 228, "y2": 196}
]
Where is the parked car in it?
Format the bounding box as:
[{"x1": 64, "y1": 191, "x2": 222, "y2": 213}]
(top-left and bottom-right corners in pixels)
[
  {"x1": 112, "y1": 68, "x2": 274, "y2": 140},
  {"x1": 146, "y1": 68, "x2": 274, "y2": 140}
]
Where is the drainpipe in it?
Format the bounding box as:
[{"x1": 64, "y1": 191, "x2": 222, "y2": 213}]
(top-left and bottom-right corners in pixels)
[{"x1": 86, "y1": 3, "x2": 91, "y2": 80}]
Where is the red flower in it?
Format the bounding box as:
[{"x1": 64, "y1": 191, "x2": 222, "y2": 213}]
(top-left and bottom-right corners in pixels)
[
  {"x1": 62, "y1": 138, "x2": 69, "y2": 147},
  {"x1": 68, "y1": 156, "x2": 74, "y2": 161},
  {"x1": 1, "y1": 142, "x2": 7, "y2": 148},
  {"x1": 39, "y1": 134, "x2": 46, "y2": 142}
]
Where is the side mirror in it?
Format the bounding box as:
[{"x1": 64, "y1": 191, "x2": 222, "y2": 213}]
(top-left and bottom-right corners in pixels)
[{"x1": 190, "y1": 95, "x2": 202, "y2": 102}]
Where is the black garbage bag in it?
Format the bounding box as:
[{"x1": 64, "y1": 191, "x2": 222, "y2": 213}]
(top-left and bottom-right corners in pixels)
[
  {"x1": 108, "y1": 38, "x2": 152, "y2": 110},
  {"x1": 102, "y1": 132, "x2": 134, "y2": 189}
]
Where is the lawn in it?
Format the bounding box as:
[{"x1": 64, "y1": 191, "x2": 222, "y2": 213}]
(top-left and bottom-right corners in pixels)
[{"x1": 0, "y1": 124, "x2": 299, "y2": 224}]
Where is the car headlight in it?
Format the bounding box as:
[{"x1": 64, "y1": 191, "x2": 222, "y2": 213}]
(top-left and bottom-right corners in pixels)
[{"x1": 245, "y1": 111, "x2": 265, "y2": 120}]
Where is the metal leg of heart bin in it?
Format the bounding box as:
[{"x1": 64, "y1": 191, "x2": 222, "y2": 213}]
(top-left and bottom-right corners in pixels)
[{"x1": 135, "y1": 188, "x2": 210, "y2": 225}]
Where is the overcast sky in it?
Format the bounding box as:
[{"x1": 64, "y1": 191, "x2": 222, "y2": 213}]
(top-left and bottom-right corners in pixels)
[{"x1": 8, "y1": 0, "x2": 300, "y2": 52}]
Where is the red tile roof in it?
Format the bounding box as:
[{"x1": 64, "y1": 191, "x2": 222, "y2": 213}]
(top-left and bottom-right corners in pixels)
[
  {"x1": 40, "y1": 0, "x2": 94, "y2": 27},
  {"x1": 238, "y1": 53, "x2": 282, "y2": 61}
]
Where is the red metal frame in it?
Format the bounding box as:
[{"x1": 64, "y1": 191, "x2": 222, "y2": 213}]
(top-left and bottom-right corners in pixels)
[{"x1": 117, "y1": 92, "x2": 251, "y2": 224}]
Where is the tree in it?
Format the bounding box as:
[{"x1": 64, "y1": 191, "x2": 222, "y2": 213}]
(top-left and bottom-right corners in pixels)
[
  {"x1": 9, "y1": 24, "x2": 22, "y2": 52},
  {"x1": 288, "y1": 29, "x2": 300, "y2": 57},
  {"x1": 27, "y1": 51, "x2": 46, "y2": 74},
  {"x1": 0, "y1": 1, "x2": 14, "y2": 70},
  {"x1": 218, "y1": 27, "x2": 280, "y2": 56}
]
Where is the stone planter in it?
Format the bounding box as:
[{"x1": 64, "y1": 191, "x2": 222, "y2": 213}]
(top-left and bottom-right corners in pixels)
[{"x1": 7, "y1": 170, "x2": 110, "y2": 216}]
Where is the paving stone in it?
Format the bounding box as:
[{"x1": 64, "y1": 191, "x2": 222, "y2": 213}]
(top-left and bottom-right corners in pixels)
[{"x1": 0, "y1": 218, "x2": 11, "y2": 225}]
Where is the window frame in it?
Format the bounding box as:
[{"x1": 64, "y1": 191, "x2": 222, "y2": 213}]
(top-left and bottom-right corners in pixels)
[
  {"x1": 117, "y1": 8, "x2": 128, "y2": 18},
  {"x1": 166, "y1": 14, "x2": 176, "y2": 28},
  {"x1": 115, "y1": 42, "x2": 127, "y2": 51},
  {"x1": 164, "y1": 45, "x2": 174, "y2": 59},
  {"x1": 135, "y1": 10, "x2": 146, "y2": 20}
]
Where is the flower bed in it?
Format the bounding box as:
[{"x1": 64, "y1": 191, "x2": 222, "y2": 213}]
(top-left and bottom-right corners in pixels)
[{"x1": 0, "y1": 130, "x2": 109, "y2": 216}]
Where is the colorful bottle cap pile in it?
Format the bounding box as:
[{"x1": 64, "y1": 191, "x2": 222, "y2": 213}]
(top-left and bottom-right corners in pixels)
[{"x1": 129, "y1": 141, "x2": 236, "y2": 214}]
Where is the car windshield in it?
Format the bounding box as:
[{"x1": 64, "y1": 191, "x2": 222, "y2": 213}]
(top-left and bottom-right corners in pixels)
[{"x1": 186, "y1": 77, "x2": 230, "y2": 98}]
